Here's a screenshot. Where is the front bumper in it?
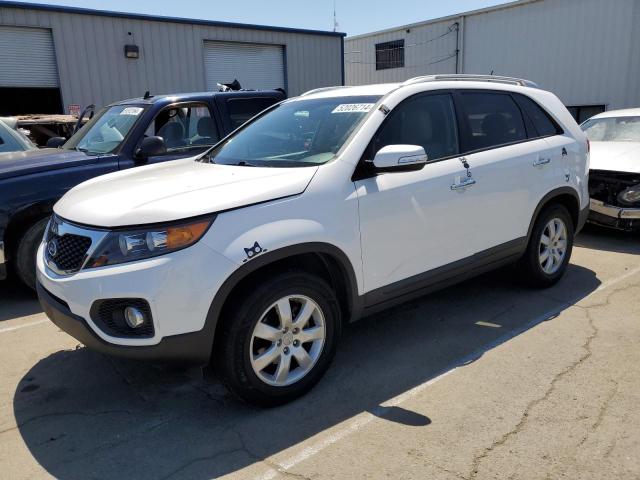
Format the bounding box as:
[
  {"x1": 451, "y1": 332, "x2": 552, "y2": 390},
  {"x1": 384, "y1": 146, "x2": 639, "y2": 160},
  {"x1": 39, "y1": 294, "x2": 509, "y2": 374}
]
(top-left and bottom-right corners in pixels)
[
  {"x1": 36, "y1": 234, "x2": 239, "y2": 362},
  {"x1": 589, "y1": 198, "x2": 640, "y2": 231},
  {"x1": 37, "y1": 282, "x2": 211, "y2": 364}
]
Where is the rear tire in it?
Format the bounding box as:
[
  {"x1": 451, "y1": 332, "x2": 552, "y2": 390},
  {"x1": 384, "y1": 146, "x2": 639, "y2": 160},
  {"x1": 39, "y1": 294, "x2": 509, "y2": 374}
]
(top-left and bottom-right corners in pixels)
[
  {"x1": 518, "y1": 204, "x2": 574, "y2": 288},
  {"x1": 214, "y1": 270, "x2": 341, "y2": 407},
  {"x1": 15, "y1": 217, "x2": 50, "y2": 291}
]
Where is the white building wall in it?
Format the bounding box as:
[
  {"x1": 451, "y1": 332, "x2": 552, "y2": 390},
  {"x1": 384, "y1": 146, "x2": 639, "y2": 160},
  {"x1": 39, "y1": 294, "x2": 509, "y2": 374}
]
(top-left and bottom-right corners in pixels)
[
  {"x1": 0, "y1": 4, "x2": 344, "y2": 110},
  {"x1": 345, "y1": 0, "x2": 640, "y2": 111}
]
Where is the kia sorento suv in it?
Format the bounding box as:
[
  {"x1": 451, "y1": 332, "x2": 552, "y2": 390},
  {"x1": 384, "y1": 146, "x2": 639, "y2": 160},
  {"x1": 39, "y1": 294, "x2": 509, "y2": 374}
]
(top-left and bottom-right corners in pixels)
[{"x1": 37, "y1": 75, "x2": 590, "y2": 406}]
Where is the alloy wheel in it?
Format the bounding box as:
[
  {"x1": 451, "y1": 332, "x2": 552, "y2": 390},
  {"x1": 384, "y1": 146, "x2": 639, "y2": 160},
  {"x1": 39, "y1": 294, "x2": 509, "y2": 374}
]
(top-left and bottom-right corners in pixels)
[
  {"x1": 249, "y1": 295, "x2": 326, "y2": 387},
  {"x1": 538, "y1": 217, "x2": 568, "y2": 275}
]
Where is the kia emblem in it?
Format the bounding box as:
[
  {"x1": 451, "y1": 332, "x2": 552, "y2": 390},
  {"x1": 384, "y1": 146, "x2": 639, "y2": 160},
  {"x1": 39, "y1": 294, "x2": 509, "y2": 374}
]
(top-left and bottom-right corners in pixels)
[{"x1": 47, "y1": 239, "x2": 58, "y2": 258}]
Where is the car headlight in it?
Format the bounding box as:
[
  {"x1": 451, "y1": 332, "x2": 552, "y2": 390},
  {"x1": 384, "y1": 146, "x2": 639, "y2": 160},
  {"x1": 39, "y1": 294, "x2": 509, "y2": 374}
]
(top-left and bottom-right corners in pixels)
[
  {"x1": 86, "y1": 216, "x2": 215, "y2": 268},
  {"x1": 617, "y1": 186, "x2": 640, "y2": 207}
]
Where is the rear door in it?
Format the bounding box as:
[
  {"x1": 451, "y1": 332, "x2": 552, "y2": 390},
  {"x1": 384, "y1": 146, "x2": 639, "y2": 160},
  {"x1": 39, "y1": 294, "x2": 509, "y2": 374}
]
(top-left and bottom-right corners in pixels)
[
  {"x1": 513, "y1": 93, "x2": 573, "y2": 205},
  {"x1": 452, "y1": 90, "x2": 550, "y2": 247}
]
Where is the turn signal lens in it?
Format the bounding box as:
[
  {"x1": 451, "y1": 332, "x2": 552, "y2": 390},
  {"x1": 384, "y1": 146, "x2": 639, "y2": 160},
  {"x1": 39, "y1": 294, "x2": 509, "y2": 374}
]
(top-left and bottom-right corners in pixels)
[{"x1": 166, "y1": 222, "x2": 210, "y2": 249}]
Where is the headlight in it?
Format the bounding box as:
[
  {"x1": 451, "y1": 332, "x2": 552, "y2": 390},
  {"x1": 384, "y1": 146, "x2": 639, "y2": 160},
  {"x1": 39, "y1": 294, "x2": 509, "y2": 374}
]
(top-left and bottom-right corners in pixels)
[
  {"x1": 617, "y1": 186, "x2": 640, "y2": 207},
  {"x1": 86, "y1": 216, "x2": 215, "y2": 268}
]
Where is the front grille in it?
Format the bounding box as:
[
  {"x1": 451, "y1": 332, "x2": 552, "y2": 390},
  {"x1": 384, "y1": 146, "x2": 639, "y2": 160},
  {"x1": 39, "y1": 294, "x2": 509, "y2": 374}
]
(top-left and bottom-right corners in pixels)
[
  {"x1": 46, "y1": 233, "x2": 92, "y2": 273},
  {"x1": 91, "y1": 299, "x2": 155, "y2": 338},
  {"x1": 589, "y1": 170, "x2": 640, "y2": 206}
]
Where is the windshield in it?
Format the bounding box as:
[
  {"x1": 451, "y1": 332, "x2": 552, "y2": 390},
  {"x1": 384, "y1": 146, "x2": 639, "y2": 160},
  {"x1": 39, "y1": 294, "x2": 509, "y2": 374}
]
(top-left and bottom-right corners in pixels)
[
  {"x1": 0, "y1": 120, "x2": 36, "y2": 153},
  {"x1": 64, "y1": 105, "x2": 146, "y2": 154},
  {"x1": 581, "y1": 116, "x2": 640, "y2": 142},
  {"x1": 205, "y1": 95, "x2": 381, "y2": 167}
]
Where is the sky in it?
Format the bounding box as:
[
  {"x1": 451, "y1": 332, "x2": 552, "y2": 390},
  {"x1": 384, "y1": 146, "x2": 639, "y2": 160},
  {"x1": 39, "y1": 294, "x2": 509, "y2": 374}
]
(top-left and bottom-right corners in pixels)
[{"x1": 15, "y1": 0, "x2": 514, "y2": 36}]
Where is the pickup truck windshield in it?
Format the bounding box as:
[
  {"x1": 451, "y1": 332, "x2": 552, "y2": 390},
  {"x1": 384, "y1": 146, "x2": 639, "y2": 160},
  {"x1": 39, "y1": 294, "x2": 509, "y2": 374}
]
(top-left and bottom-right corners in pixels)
[
  {"x1": 64, "y1": 105, "x2": 146, "y2": 154},
  {"x1": 205, "y1": 95, "x2": 381, "y2": 167},
  {"x1": 582, "y1": 116, "x2": 640, "y2": 142}
]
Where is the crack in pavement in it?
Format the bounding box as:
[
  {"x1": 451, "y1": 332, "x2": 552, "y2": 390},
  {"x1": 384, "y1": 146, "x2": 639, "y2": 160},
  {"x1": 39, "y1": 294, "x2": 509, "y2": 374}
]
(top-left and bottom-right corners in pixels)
[
  {"x1": 576, "y1": 379, "x2": 619, "y2": 449},
  {"x1": 466, "y1": 281, "x2": 639, "y2": 480}
]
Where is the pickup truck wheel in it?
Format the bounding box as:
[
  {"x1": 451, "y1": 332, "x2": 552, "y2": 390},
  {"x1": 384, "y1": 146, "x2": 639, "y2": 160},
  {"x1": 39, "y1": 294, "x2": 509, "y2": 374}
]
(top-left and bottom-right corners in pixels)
[
  {"x1": 16, "y1": 217, "x2": 50, "y2": 291},
  {"x1": 215, "y1": 271, "x2": 341, "y2": 407},
  {"x1": 518, "y1": 204, "x2": 574, "y2": 288}
]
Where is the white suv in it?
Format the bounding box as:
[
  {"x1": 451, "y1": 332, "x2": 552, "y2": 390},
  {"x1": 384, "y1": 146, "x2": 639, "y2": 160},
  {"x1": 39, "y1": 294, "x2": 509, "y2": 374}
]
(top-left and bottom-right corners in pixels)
[{"x1": 37, "y1": 75, "x2": 589, "y2": 406}]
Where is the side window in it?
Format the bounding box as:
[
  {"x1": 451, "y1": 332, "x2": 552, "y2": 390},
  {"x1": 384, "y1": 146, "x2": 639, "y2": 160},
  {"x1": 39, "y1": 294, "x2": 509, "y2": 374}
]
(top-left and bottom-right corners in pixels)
[
  {"x1": 459, "y1": 92, "x2": 527, "y2": 152},
  {"x1": 514, "y1": 94, "x2": 563, "y2": 137},
  {"x1": 226, "y1": 97, "x2": 279, "y2": 130},
  {"x1": 145, "y1": 103, "x2": 219, "y2": 152},
  {"x1": 372, "y1": 93, "x2": 459, "y2": 162}
]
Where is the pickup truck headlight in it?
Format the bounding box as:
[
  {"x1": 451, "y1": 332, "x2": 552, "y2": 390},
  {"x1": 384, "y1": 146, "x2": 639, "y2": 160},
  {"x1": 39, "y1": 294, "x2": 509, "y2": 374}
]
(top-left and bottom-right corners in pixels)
[
  {"x1": 86, "y1": 216, "x2": 214, "y2": 268},
  {"x1": 617, "y1": 186, "x2": 640, "y2": 207}
]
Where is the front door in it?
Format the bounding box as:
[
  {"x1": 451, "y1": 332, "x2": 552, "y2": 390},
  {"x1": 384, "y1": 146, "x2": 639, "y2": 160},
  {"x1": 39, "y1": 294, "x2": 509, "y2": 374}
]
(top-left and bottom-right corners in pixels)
[{"x1": 355, "y1": 92, "x2": 482, "y2": 294}]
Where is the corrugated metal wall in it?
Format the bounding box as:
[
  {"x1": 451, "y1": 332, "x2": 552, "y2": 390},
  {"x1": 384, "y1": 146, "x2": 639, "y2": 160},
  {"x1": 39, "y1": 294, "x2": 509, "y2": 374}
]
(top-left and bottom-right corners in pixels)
[
  {"x1": 345, "y1": 0, "x2": 640, "y2": 111},
  {"x1": 0, "y1": 5, "x2": 343, "y2": 110}
]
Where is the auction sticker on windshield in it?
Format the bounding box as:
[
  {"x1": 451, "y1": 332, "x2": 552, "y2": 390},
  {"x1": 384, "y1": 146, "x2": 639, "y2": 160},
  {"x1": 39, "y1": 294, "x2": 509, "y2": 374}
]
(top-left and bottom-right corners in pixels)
[
  {"x1": 121, "y1": 107, "x2": 144, "y2": 116},
  {"x1": 331, "y1": 103, "x2": 375, "y2": 114}
]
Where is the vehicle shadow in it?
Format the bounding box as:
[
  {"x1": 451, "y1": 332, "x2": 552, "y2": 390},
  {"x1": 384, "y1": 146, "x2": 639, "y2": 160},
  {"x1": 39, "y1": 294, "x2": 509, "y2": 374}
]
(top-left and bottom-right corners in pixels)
[
  {"x1": 12, "y1": 264, "x2": 600, "y2": 479},
  {"x1": 0, "y1": 277, "x2": 41, "y2": 322},
  {"x1": 576, "y1": 224, "x2": 640, "y2": 255}
]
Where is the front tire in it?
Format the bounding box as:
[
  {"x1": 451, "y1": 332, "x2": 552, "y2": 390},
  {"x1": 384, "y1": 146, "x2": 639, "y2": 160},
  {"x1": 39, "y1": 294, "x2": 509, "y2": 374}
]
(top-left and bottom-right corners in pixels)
[
  {"x1": 15, "y1": 217, "x2": 50, "y2": 291},
  {"x1": 518, "y1": 204, "x2": 574, "y2": 288},
  {"x1": 215, "y1": 271, "x2": 341, "y2": 407}
]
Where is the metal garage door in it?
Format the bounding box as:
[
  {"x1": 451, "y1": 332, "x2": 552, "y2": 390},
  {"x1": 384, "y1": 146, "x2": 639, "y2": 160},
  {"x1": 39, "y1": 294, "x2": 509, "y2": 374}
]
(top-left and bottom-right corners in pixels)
[
  {"x1": 204, "y1": 41, "x2": 285, "y2": 91},
  {"x1": 0, "y1": 26, "x2": 59, "y2": 87}
]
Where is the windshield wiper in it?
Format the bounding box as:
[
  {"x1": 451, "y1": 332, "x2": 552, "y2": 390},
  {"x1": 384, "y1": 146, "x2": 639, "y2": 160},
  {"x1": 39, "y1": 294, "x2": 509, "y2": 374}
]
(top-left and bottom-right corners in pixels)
[{"x1": 234, "y1": 161, "x2": 261, "y2": 167}]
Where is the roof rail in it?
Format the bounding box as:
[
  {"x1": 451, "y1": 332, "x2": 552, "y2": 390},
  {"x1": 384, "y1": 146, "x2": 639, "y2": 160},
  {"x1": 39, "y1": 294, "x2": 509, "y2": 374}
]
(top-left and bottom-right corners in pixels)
[
  {"x1": 402, "y1": 74, "x2": 539, "y2": 88},
  {"x1": 300, "y1": 86, "x2": 351, "y2": 96}
]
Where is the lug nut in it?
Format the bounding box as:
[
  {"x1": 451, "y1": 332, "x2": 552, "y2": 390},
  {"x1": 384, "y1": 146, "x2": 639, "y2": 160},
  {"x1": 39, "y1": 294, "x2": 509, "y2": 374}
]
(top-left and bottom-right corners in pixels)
[
  {"x1": 292, "y1": 328, "x2": 299, "y2": 334},
  {"x1": 293, "y1": 340, "x2": 300, "y2": 347},
  {"x1": 277, "y1": 339, "x2": 282, "y2": 346},
  {"x1": 283, "y1": 347, "x2": 290, "y2": 354}
]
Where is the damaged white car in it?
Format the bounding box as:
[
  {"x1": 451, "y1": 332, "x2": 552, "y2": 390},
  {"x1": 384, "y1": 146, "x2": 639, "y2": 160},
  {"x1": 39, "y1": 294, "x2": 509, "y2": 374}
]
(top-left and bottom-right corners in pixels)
[{"x1": 582, "y1": 109, "x2": 640, "y2": 231}]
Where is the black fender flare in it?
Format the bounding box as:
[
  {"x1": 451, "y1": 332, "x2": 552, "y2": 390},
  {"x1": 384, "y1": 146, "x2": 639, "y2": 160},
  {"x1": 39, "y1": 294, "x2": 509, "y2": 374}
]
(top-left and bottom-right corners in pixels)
[
  {"x1": 525, "y1": 186, "x2": 582, "y2": 244},
  {"x1": 201, "y1": 242, "x2": 361, "y2": 361}
]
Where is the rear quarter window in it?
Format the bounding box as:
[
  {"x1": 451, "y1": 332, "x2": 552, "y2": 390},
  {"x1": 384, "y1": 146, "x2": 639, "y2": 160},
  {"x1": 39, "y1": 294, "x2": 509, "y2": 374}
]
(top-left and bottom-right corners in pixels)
[{"x1": 514, "y1": 94, "x2": 564, "y2": 137}]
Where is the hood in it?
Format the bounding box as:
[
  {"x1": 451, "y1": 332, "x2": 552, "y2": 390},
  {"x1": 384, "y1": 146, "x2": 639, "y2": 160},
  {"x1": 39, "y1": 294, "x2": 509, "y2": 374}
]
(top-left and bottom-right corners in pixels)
[
  {"x1": 55, "y1": 158, "x2": 318, "y2": 227},
  {"x1": 0, "y1": 148, "x2": 99, "y2": 180},
  {"x1": 589, "y1": 141, "x2": 640, "y2": 173}
]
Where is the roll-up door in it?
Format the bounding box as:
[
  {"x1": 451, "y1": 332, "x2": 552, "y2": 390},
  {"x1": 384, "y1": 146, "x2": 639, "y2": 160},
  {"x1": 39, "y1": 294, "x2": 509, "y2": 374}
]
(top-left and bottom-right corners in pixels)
[
  {"x1": 204, "y1": 41, "x2": 285, "y2": 91},
  {"x1": 0, "y1": 26, "x2": 59, "y2": 87}
]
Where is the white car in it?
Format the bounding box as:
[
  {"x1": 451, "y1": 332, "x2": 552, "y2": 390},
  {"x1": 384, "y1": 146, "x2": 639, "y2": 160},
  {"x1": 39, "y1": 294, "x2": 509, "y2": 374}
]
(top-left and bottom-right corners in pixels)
[
  {"x1": 37, "y1": 75, "x2": 589, "y2": 406},
  {"x1": 581, "y1": 108, "x2": 640, "y2": 231}
]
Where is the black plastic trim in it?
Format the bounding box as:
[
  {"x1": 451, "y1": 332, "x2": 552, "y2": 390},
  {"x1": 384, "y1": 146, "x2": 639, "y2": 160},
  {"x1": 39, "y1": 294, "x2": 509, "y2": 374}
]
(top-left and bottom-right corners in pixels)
[
  {"x1": 202, "y1": 242, "x2": 362, "y2": 358},
  {"x1": 362, "y1": 237, "x2": 527, "y2": 315},
  {"x1": 525, "y1": 187, "x2": 582, "y2": 242}
]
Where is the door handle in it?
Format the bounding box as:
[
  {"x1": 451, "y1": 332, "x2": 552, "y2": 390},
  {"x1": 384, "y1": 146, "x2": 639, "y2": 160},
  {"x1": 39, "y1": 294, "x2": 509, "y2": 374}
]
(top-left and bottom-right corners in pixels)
[
  {"x1": 450, "y1": 177, "x2": 477, "y2": 190},
  {"x1": 533, "y1": 157, "x2": 551, "y2": 167}
]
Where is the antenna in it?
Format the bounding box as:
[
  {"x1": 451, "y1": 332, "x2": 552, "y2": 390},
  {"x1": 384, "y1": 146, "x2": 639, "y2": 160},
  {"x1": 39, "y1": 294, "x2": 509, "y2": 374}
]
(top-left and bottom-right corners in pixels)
[{"x1": 333, "y1": 0, "x2": 339, "y2": 32}]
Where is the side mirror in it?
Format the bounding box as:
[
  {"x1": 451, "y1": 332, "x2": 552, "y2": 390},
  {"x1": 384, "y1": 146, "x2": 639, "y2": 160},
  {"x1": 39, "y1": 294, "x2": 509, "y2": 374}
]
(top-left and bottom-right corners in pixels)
[
  {"x1": 372, "y1": 145, "x2": 428, "y2": 171},
  {"x1": 135, "y1": 136, "x2": 166, "y2": 159},
  {"x1": 46, "y1": 137, "x2": 66, "y2": 148}
]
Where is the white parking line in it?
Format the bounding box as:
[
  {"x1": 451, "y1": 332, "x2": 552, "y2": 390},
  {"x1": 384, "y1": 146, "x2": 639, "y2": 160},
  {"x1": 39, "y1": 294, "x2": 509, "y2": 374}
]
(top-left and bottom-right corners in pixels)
[
  {"x1": 254, "y1": 264, "x2": 640, "y2": 480},
  {"x1": 0, "y1": 319, "x2": 49, "y2": 334}
]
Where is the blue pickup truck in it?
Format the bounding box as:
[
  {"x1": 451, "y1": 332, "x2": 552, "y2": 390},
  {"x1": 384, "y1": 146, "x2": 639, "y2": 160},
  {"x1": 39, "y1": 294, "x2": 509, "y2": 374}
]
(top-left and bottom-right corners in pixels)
[{"x1": 0, "y1": 88, "x2": 285, "y2": 289}]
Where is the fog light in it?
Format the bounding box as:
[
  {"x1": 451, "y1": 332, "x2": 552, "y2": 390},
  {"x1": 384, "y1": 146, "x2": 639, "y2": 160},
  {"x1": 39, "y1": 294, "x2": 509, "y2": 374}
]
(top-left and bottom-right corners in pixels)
[{"x1": 124, "y1": 306, "x2": 146, "y2": 329}]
